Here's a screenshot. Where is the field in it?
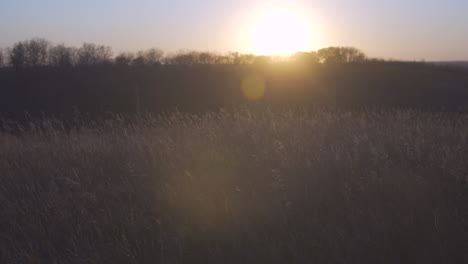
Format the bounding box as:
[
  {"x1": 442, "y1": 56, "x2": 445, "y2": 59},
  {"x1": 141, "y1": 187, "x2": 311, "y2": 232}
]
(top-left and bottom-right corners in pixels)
[{"x1": 2, "y1": 108, "x2": 468, "y2": 263}]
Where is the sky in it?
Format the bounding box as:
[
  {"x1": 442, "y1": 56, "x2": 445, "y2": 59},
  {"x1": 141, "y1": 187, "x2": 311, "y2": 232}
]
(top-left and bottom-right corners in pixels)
[{"x1": 0, "y1": 0, "x2": 467, "y2": 60}]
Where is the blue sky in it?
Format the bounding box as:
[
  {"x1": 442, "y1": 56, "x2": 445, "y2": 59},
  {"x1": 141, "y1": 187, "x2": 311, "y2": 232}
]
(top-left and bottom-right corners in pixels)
[{"x1": 1, "y1": 0, "x2": 467, "y2": 60}]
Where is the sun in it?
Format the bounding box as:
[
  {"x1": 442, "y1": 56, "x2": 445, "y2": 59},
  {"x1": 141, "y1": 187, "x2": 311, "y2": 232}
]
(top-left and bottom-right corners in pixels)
[{"x1": 251, "y1": 9, "x2": 312, "y2": 55}]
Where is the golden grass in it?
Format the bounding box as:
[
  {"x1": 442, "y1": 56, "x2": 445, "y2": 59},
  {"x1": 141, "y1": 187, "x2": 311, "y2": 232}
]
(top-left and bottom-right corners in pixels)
[{"x1": 1, "y1": 109, "x2": 468, "y2": 263}]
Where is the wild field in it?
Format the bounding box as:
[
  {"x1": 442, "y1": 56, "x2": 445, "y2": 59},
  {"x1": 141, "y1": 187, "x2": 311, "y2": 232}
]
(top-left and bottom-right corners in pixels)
[{"x1": 2, "y1": 109, "x2": 468, "y2": 263}]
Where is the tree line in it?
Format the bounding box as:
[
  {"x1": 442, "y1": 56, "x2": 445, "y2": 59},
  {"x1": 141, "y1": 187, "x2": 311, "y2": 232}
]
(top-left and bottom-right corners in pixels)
[
  {"x1": 0, "y1": 38, "x2": 467, "y2": 123},
  {"x1": 0, "y1": 38, "x2": 367, "y2": 69}
]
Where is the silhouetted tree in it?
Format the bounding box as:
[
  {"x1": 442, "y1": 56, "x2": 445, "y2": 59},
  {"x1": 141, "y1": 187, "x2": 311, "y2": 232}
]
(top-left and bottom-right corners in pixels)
[
  {"x1": 197, "y1": 52, "x2": 216, "y2": 64},
  {"x1": 115, "y1": 52, "x2": 135, "y2": 66},
  {"x1": 342, "y1": 47, "x2": 366, "y2": 62},
  {"x1": 77, "y1": 43, "x2": 113, "y2": 66},
  {"x1": 318, "y1": 47, "x2": 366, "y2": 64},
  {"x1": 2, "y1": 37, "x2": 468, "y2": 121},
  {"x1": 163, "y1": 51, "x2": 234, "y2": 65},
  {"x1": 8, "y1": 39, "x2": 51, "y2": 68},
  {"x1": 214, "y1": 54, "x2": 232, "y2": 64},
  {"x1": 25, "y1": 38, "x2": 50, "y2": 67},
  {"x1": 9, "y1": 42, "x2": 27, "y2": 69},
  {"x1": 49, "y1": 44, "x2": 76, "y2": 67},
  {"x1": 165, "y1": 51, "x2": 194, "y2": 65},
  {"x1": 132, "y1": 53, "x2": 146, "y2": 66},
  {"x1": 144, "y1": 48, "x2": 164, "y2": 66},
  {"x1": 132, "y1": 48, "x2": 163, "y2": 66},
  {"x1": 0, "y1": 48, "x2": 4, "y2": 67},
  {"x1": 229, "y1": 52, "x2": 241, "y2": 65},
  {"x1": 229, "y1": 52, "x2": 256, "y2": 65},
  {"x1": 290, "y1": 51, "x2": 319, "y2": 65}
]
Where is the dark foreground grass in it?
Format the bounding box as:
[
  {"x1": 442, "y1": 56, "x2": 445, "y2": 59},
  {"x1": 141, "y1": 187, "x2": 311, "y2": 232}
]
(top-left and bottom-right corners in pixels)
[{"x1": 1, "y1": 109, "x2": 468, "y2": 263}]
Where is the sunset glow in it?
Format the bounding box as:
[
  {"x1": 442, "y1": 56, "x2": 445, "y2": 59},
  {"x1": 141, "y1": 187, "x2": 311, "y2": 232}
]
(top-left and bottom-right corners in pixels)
[{"x1": 251, "y1": 9, "x2": 312, "y2": 55}]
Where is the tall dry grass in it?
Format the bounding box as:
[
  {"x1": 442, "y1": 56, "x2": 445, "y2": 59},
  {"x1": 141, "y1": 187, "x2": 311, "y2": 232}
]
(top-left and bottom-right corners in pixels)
[{"x1": 1, "y1": 109, "x2": 468, "y2": 263}]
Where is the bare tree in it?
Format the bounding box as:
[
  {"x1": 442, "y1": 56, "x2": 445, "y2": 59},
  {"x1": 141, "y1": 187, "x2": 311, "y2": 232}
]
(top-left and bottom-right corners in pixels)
[
  {"x1": 145, "y1": 48, "x2": 163, "y2": 66},
  {"x1": 49, "y1": 44, "x2": 77, "y2": 67},
  {"x1": 341, "y1": 47, "x2": 366, "y2": 63},
  {"x1": 115, "y1": 52, "x2": 135, "y2": 66},
  {"x1": 9, "y1": 42, "x2": 27, "y2": 68},
  {"x1": 229, "y1": 52, "x2": 256, "y2": 65},
  {"x1": 132, "y1": 51, "x2": 146, "y2": 66},
  {"x1": 164, "y1": 51, "x2": 258, "y2": 65},
  {"x1": 165, "y1": 51, "x2": 194, "y2": 66},
  {"x1": 77, "y1": 43, "x2": 113, "y2": 65},
  {"x1": 8, "y1": 38, "x2": 51, "y2": 68},
  {"x1": 0, "y1": 48, "x2": 4, "y2": 67},
  {"x1": 197, "y1": 52, "x2": 214, "y2": 64},
  {"x1": 214, "y1": 54, "x2": 232, "y2": 64},
  {"x1": 25, "y1": 38, "x2": 50, "y2": 67},
  {"x1": 318, "y1": 47, "x2": 366, "y2": 64},
  {"x1": 131, "y1": 48, "x2": 163, "y2": 66}
]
